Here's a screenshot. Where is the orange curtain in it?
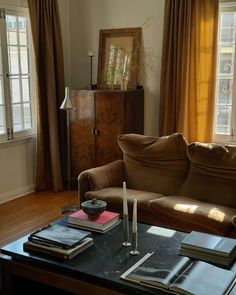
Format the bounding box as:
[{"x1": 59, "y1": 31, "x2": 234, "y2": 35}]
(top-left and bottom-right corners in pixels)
[
  {"x1": 28, "y1": 0, "x2": 65, "y2": 191},
  {"x1": 159, "y1": 0, "x2": 219, "y2": 142}
]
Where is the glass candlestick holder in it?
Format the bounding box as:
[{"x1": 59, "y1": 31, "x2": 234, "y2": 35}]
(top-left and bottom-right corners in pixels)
[{"x1": 122, "y1": 214, "x2": 131, "y2": 247}]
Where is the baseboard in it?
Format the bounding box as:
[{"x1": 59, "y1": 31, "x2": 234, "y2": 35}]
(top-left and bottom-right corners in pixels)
[{"x1": 0, "y1": 184, "x2": 35, "y2": 204}]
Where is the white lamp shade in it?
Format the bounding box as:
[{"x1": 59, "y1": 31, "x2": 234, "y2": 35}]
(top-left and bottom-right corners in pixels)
[{"x1": 60, "y1": 87, "x2": 74, "y2": 110}]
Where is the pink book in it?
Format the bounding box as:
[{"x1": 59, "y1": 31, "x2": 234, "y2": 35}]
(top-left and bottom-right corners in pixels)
[{"x1": 68, "y1": 210, "x2": 120, "y2": 231}]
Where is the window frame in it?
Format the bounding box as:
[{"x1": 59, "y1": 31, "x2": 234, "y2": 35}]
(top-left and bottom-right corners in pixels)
[
  {"x1": 214, "y1": 2, "x2": 236, "y2": 143},
  {"x1": 0, "y1": 6, "x2": 36, "y2": 143}
]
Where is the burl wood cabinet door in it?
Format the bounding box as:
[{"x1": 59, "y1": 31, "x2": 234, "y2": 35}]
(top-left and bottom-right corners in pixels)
[
  {"x1": 95, "y1": 92, "x2": 124, "y2": 167},
  {"x1": 69, "y1": 89, "x2": 144, "y2": 180},
  {"x1": 70, "y1": 90, "x2": 95, "y2": 181}
]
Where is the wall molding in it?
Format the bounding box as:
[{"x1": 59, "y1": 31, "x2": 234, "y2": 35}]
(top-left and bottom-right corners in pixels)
[{"x1": 0, "y1": 184, "x2": 35, "y2": 204}]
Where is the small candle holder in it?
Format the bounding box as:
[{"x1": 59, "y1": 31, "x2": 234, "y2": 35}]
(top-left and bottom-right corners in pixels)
[
  {"x1": 130, "y1": 231, "x2": 139, "y2": 255},
  {"x1": 122, "y1": 214, "x2": 131, "y2": 247},
  {"x1": 130, "y1": 198, "x2": 139, "y2": 255}
]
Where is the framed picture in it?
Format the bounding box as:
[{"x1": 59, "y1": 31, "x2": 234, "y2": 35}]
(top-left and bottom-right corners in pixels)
[{"x1": 97, "y1": 27, "x2": 141, "y2": 89}]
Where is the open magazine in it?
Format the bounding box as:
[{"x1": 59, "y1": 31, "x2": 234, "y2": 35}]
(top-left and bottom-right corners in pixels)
[{"x1": 121, "y1": 251, "x2": 236, "y2": 295}]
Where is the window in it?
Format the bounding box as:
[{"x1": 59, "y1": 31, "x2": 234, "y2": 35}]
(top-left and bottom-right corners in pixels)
[
  {"x1": 0, "y1": 8, "x2": 35, "y2": 142},
  {"x1": 214, "y1": 3, "x2": 236, "y2": 142}
]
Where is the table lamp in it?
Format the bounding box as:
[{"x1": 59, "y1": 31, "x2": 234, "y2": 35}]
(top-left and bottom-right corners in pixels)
[{"x1": 88, "y1": 50, "x2": 95, "y2": 89}]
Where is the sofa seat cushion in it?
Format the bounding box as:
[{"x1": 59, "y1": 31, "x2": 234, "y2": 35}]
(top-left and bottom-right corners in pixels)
[
  {"x1": 85, "y1": 187, "x2": 163, "y2": 220},
  {"x1": 149, "y1": 196, "x2": 236, "y2": 235},
  {"x1": 181, "y1": 142, "x2": 236, "y2": 208},
  {"x1": 118, "y1": 133, "x2": 188, "y2": 195}
]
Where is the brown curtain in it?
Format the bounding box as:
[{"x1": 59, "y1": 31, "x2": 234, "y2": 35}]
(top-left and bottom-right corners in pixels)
[
  {"x1": 159, "y1": 0, "x2": 219, "y2": 142},
  {"x1": 28, "y1": 0, "x2": 65, "y2": 191}
]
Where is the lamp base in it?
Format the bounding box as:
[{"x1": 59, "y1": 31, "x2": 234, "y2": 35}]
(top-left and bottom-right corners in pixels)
[
  {"x1": 85, "y1": 84, "x2": 97, "y2": 90},
  {"x1": 61, "y1": 203, "x2": 79, "y2": 216}
]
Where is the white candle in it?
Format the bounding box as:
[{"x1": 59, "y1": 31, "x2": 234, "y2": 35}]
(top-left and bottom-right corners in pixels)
[
  {"x1": 88, "y1": 50, "x2": 95, "y2": 57},
  {"x1": 123, "y1": 181, "x2": 128, "y2": 215},
  {"x1": 132, "y1": 199, "x2": 137, "y2": 233}
]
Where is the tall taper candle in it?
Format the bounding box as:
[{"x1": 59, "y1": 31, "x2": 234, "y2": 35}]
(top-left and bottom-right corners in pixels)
[
  {"x1": 132, "y1": 199, "x2": 137, "y2": 233},
  {"x1": 122, "y1": 181, "x2": 131, "y2": 247},
  {"x1": 123, "y1": 182, "x2": 128, "y2": 215},
  {"x1": 130, "y1": 198, "x2": 139, "y2": 255}
]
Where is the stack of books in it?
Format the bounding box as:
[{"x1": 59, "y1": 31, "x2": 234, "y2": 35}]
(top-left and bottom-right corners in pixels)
[
  {"x1": 179, "y1": 231, "x2": 236, "y2": 267},
  {"x1": 68, "y1": 209, "x2": 120, "y2": 233},
  {"x1": 23, "y1": 224, "x2": 93, "y2": 260}
]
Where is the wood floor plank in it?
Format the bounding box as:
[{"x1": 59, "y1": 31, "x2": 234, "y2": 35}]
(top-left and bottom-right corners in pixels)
[{"x1": 0, "y1": 190, "x2": 79, "y2": 248}]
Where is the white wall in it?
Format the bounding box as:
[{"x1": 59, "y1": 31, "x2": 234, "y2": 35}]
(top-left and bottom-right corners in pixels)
[
  {"x1": 66, "y1": 0, "x2": 165, "y2": 135},
  {"x1": 0, "y1": 139, "x2": 36, "y2": 204},
  {"x1": 0, "y1": 0, "x2": 27, "y2": 8}
]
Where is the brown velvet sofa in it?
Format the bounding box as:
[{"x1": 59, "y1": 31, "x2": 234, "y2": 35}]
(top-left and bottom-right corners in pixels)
[{"x1": 78, "y1": 133, "x2": 236, "y2": 237}]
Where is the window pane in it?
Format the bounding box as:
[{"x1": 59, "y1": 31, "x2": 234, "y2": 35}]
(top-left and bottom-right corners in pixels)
[
  {"x1": 215, "y1": 105, "x2": 231, "y2": 134},
  {"x1": 12, "y1": 104, "x2": 22, "y2": 132},
  {"x1": 0, "y1": 105, "x2": 5, "y2": 134},
  {"x1": 18, "y1": 17, "x2": 26, "y2": 29},
  {"x1": 7, "y1": 30, "x2": 17, "y2": 45},
  {"x1": 20, "y1": 47, "x2": 28, "y2": 73},
  {"x1": 23, "y1": 102, "x2": 32, "y2": 129},
  {"x1": 6, "y1": 15, "x2": 17, "y2": 29},
  {"x1": 0, "y1": 79, "x2": 3, "y2": 104},
  {"x1": 22, "y1": 77, "x2": 29, "y2": 101},
  {"x1": 218, "y1": 79, "x2": 232, "y2": 105},
  {"x1": 8, "y1": 46, "x2": 19, "y2": 74},
  {"x1": 19, "y1": 17, "x2": 27, "y2": 45},
  {"x1": 6, "y1": 15, "x2": 17, "y2": 45},
  {"x1": 220, "y1": 13, "x2": 235, "y2": 44},
  {"x1": 19, "y1": 31, "x2": 27, "y2": 46},
  {"x1": 222, "y1": 13, "x2": 234, "y2": 27},
  {"x1": 221, "y1": 27, "x2": 235, "y2": 44},
  {"x1": 10, "y1": 78, "x2": 20, "y2": 103},
  {"x1": 0, "y1": 46, "x2": 2, "y2": 75},
  {"x1": 219, "y1": 53, "x2": 234, "y2": 75}
]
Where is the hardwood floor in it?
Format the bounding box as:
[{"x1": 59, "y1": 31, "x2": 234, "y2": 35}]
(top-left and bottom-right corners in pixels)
[{"x1": 0, "y1": 190, "x2": 78, "y2": 248}]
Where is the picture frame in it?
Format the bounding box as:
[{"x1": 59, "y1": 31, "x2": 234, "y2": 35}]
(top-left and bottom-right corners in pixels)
[{"x1": 97, "y1": 27, "x2": 141, "y2": 89}]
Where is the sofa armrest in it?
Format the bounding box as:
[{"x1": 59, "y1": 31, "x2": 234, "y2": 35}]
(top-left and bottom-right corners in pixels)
[{"x1": 78, "y1": 160, "x2": 125, "y2": 204}]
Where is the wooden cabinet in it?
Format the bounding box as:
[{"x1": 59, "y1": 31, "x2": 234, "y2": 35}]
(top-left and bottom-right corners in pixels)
[{"x1": 70, "y1": 89, "x2": 144, "y2": 181}]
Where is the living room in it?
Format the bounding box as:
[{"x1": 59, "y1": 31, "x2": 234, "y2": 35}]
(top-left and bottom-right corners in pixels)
[
  {"x1": 0, "y1": 0, "x2": 164, "y2": 204},
  {"x1": 1, "y1": 0, "x2": 236, "y2": 294},
  {"x1": 1, "y1": 0, "x2": 236, "y2": 245}
]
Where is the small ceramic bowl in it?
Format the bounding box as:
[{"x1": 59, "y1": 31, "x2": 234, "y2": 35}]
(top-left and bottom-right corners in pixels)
[{"x1": 81, "y1": 198, "x2": 107, "y2": 217}]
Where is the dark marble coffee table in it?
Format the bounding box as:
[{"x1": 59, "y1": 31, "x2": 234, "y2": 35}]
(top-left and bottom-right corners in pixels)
[{"x1": 0, "y1": 218, "x2": 187, "y2": 294}]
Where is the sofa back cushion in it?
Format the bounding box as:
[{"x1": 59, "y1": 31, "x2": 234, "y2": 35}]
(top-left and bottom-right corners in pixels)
[
  {"x1": 181, "y1": 142, "x2": 236, "y2": 209},
  {"x1": 118, "y1": 133, "x2": 189, "y2": 195}
]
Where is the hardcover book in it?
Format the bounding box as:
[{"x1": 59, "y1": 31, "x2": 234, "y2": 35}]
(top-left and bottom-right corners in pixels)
[
  {"x1": 24, "y1": 237, "x2": 93, "y2": 260},
  {"x1": 68, "y1": 210, "x2": 120, "y2": 232},
  {"x1": 179, "y1": 247, "x2": 236, "y2": 267},
  {"x1": 29, "y1": 224, "x2": 91, "y2": 249},
  {"x1": 121, "y1": 251, "x2": 236, "y2": 295},
  {"x1": 180, "y1": 231, "x2": 236, "y2": 257}
]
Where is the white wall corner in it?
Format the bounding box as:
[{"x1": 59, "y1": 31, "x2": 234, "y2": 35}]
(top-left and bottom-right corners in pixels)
[{"x1": 0, "y1": 184, "x2": 35, "y2": 204}]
